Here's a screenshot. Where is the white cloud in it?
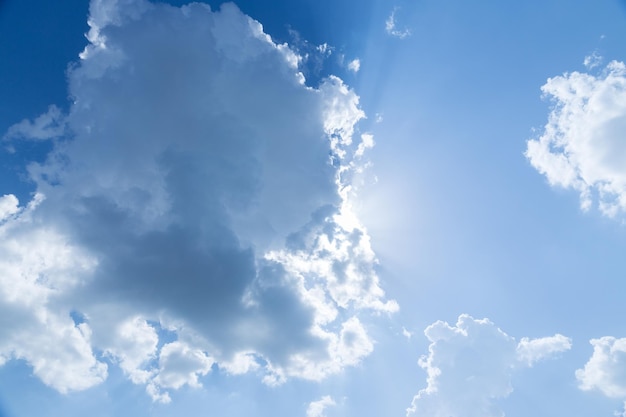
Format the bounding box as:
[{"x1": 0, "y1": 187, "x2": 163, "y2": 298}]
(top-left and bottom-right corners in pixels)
[
  {"x1": 152, "y1": 341, "x2": 214, "y2": 391},
  {"x1": 260, "y1": 316, "x2": 375, "y2": 386},
  {"x1": 0, "y1": 194, "x2": 19, "y2": 221},
  {"x1": 1, "y1": 0, "x2": 394, "y2": 401},
  {"x1": 516, "y1": 334, "x2": 572, "y2": 366},
  {"x1": 219, "y1": 351, "x2": 261, "y2": 375},
  {"x1": 385, "y1": 7, "x2": 411, "y2": 39},
  {"x1": 406, "y1": 315, "x2": 571, "y2": 417},
  {"x1": 402, "y1": 327, "x2": 413, "y2": 340},
  {"x1": 347, "y1": 58, "x2": 360, "y2": 73},
  {"x1": 583, "y1": 52, "x2": 603, "y2": 70},
  {"x1": 103, "y1": 316, "x2": 159, "y2": 385},
  {"x1": 576, "y1": 337, "x2": 626, "y2": 417},
  {"x1": 0, "y1": 195, "x2": 106, "y2": 393},
  {"x1": 576, "y1": 337, "x2": 626, "y2": 398},
  {"x1": 317, "y1": 43, "x2": 332, "y2": 56},
  {"x1": 307, "y1": 395, "x2": 336, "y2": 417},
  {"x1": 3, "y1": 105, "x2": 66, "y2": 141},
  {"x1": 525, "y1": 60, "x2": 626, "y2": 217},
  {"x1": 356, "y1": 133, "x2": 375, "y2": 158}
]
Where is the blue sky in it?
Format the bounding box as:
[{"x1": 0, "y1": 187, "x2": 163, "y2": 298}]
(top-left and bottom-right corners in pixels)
[{"x1": 2, "y1": 1, "x2": 626, "y2": 416}]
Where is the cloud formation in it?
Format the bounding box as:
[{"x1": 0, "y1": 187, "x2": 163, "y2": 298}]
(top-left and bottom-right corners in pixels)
[
  {"x1": 0, "y1": 194, "x2": 19, "y2": 221},
  {"x1": 576, "y1": 337, "x2": 626, "y2": 398},
  {"x1": 306, "y1": 395, "x2": 336, "y2": 417},
  {"x1": 1, "y1": 0, "x2": 395, "y2": 402},
  {"x1": 2, "y1": 105, "x2": 67, "y2": 141},
  {"x1": 406, "y1": 315, "x2": 571, "y2": 417},
  {"x1": 526, "y1": 60, "x2": 626, "y2": 218},
  {"x1": 347, "y1": 59, "x2": 360, "y2": 73},
  {"x1": 385, "y1": 7, "x2": 411, "y2": 39},
  {"x1": 576, "y1": 336, "x2": 626, "y2": 417}
]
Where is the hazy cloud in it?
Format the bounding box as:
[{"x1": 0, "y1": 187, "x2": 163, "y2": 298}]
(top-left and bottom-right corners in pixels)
[
  {"x1": 0, "y1": 194, "x2": 19, "y2": 221},
  {"x1": 307, "y1": 395, "x2": 336, "y2": 417},
  {"x1": 347, "y1": 58, "x2": 360, "y2": 73},
  {"x1": 407, "y1": 315, "x2": 571, "y2": 417},
  {"x1": 3, "y1": 105, "x2": 66, "y2": 141},
  {"x1": 516, "y1": 334, "x2": 572, "y2": 366},
  {"x1": 583, "y1": 52, "x2": 603, "y2": 70},
  {"x1": 577, "y1": 337, "x2": 626, "y2": 398}
]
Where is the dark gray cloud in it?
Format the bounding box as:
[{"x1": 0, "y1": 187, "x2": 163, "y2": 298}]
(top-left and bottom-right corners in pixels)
[{"x1": 1, "y1": 0, "x2": 396, "y2": 401}]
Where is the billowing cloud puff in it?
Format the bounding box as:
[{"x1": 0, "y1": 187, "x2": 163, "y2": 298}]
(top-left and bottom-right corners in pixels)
[
  {"x1": 406, "y1": 315, "x2": 571, "y2": 417},
  {"x1": 525, "y1": 60, "x2": 626, "y2": 217},
  {"x1": 306, "y1": 395, "x2": 336, "y2": 417},
  {"x1": 0, "y1": 0, "x2": 396, "y2": 402},
  {"x1": 516, "y1": 333, "x2": 572, "y2": 366},
  {"x1": 576, "y1": 337, "x2": 626, "y2": 398}
]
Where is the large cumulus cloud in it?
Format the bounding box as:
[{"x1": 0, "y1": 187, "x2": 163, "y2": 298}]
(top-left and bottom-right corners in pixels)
[
  {"x1": 525, "y1": 59, "x2": 626, "y2": 218},
  {"x1": 0, "y1": 0, "x2": 396, "y2": 402}
]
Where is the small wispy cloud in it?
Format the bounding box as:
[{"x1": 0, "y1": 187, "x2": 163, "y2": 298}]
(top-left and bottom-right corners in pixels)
[
  {"x1": 386, "y1": 7, "x2": 411, "y2": 39},
  {"x1": 402, "y1": 326, "x2": 413, "y2": 339},
  {"x1": 583, "y1": 51, "x2": 602, "y2": 69},
  {"x1": 3, "y1": 104, "x2": 66, "y2": 141}
]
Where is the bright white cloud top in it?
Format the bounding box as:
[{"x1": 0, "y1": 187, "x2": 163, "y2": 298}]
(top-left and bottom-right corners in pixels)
[
  {"x1": 306, "y1": 395, "x2": 336, "y2": 417},
  {"x1": 577, "y1": 337, "x2": 626, "y2": 398},
  {"x1": 526, "y1": 59, "x2": 626, "y2": 217},
  {"x1": 576, "y1": 337, "x2": 626, "y2": 417},
  {"x1": 407, "y1": 315, "x2": 571, "y2": 417},
  {"x1": 0, "y1": 0, "x2": 396, "y2": 403}
]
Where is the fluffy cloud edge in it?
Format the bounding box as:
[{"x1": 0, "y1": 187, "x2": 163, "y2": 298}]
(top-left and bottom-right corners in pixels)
[
  {"x1": 525, "y1": 58, "x2": 626, "y2": 218},
  {"x1": 407, "y1": 314, "x2": 571, "y2": 417},
  {"x1": 576, "y1": 336, "x2": 626, "y2": 398}
]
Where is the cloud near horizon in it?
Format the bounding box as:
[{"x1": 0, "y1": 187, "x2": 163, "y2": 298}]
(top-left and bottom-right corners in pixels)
[
  {"x1": 577, "y1": 337, "x2": 626, "y2": 397},
  {"x1": 385, "y1": 7, "x2": 411, "y2": 39},
  {"x1": 407, "y1": 315, "x2": 571, "y2": 417},
  {"x1": 0, "y1": 0, "x2": 396, "y2": 402},
  {"x1": 576, "y1": 336, "x2": 626, "y2": 417}
]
